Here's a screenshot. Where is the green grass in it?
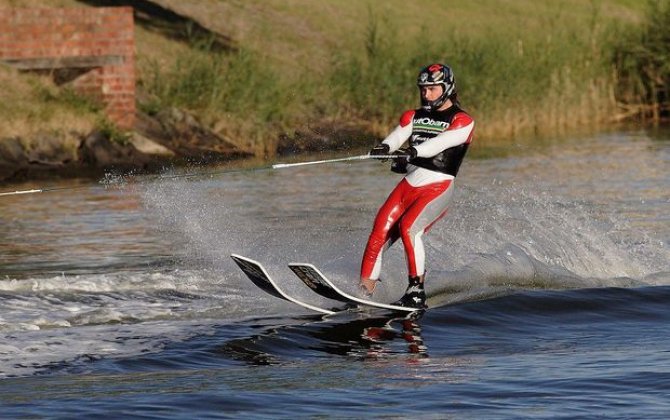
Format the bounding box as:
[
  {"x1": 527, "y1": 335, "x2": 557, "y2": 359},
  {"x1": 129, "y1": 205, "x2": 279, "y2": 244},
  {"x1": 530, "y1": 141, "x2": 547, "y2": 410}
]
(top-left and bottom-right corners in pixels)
[
  {"x1": 140, "y1": 0, "x2": 649, "y2": 153},
  {"x1": 611, "y1": 0, "x2": 670, "y2": 121},
  {"x1": 140, "y1": 43, "x2": 299, "y2": 154},
  {"x1": 0, "y1": 64, "x2": 99, "y2": 142}
]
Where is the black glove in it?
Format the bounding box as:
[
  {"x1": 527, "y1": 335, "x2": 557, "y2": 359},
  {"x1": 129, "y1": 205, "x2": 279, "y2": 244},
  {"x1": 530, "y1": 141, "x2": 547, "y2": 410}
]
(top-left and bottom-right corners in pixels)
[
  {"x1": 390, "y1": 147, "x2": 417, "y2": 174},
  {"x1": 396, "y1": 147, "x2": 418, "y2": 160},
  {"x1": 369, "y1": 144, "x2": 390, "y2": 156},
  {"x1": 393, "y1": 147, "x2": 419, "y2": 161}
]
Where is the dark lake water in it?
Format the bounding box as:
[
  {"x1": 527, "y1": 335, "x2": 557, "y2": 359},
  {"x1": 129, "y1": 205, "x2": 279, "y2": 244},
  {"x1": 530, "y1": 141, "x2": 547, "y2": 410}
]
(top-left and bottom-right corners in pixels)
[{"x1": 0, "y1": 129, "x2": 668, "y2": 418}]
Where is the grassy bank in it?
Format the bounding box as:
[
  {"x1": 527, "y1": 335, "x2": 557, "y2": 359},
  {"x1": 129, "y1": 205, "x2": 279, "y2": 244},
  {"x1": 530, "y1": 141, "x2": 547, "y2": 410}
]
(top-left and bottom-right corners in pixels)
[
  {"x1": 139, "y1": 0, "x2": 647, "y2": 155},
  {"x1": 3, "y1": 0, "x2": 664, "y2": 163}
]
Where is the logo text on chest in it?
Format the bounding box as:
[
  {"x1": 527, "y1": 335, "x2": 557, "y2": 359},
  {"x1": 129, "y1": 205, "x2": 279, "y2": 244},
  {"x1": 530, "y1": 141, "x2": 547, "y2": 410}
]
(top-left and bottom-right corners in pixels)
[{"x1": 413, "y1": 117, "x2": 449, "y2": 132}]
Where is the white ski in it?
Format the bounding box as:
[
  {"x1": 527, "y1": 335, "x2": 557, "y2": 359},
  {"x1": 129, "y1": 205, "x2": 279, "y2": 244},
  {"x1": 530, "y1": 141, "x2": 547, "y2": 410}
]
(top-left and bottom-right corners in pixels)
[
  {"x1": 288, "y1": 263, "x2": 418, "y2": 313},
  {"x1": 231, "y1": 254, "x2": 335, "y2": 315}
]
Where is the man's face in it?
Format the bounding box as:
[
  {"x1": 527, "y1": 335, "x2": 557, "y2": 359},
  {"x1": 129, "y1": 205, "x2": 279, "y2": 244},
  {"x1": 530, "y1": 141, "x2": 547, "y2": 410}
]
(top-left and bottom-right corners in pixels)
[{"x1": 420, "y1": 85, "x2": 444, "y2": 102}]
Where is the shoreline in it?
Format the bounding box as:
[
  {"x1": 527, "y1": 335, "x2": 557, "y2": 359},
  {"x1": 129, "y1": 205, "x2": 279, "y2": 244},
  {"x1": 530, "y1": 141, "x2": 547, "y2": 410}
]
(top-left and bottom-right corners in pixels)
[
  {"x1": 0, "y1": 108, "x2": 380, "y2": 185},
  {"x1": 1, "y1": 112, "x2": 667, "y2": 186}
]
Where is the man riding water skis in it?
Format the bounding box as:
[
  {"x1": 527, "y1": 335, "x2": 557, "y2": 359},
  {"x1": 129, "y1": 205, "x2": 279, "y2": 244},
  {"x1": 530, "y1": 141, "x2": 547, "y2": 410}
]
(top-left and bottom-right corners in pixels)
[{"x1": 360, "y1": 63, "x2": 475, "y2": 309}]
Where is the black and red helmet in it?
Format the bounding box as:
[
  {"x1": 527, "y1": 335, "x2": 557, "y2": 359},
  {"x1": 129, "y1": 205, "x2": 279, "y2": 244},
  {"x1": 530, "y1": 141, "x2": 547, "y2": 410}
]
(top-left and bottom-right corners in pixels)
[{"x1": 416, "y1": 63, "x2": 455, "y2": 111}]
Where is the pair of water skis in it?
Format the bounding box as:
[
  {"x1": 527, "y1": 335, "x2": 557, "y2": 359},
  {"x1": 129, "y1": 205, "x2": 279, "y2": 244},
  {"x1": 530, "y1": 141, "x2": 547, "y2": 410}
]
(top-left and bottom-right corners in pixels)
[{"x1": 231, "y1": 254, "x2": 424, "y2": 316}]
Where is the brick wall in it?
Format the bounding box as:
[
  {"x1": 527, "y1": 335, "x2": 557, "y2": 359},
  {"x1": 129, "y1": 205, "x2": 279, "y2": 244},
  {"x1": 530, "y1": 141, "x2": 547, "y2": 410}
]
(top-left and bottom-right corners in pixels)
[{"x1": 0, "y1": 7, "x2": 136, "y2": 129}]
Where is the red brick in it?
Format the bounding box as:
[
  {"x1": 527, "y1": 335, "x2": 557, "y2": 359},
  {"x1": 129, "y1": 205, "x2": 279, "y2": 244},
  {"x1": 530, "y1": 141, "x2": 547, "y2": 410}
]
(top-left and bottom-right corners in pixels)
[{"x1": 1, "y1": 6, "x2": 135, "y2": 127}]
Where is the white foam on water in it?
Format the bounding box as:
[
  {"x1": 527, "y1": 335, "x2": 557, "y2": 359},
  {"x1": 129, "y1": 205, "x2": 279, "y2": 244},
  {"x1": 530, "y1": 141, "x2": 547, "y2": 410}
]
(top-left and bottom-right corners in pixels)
[
  {"x1": 0, "y1": 268, "x2": 297, "y2": 377},
  {"x1": 0, "y1": 320, "x2": 208, "y2": 378}
]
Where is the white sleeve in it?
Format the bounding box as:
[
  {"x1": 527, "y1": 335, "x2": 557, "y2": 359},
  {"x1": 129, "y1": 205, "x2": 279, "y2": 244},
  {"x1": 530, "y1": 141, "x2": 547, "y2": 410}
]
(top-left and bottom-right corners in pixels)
[
  {"x1": 413, "y1": 121, "x2": 474, "y2": 158},
  {"x1": 381, "y1": 123, "x2": 412, "y2": 152}
]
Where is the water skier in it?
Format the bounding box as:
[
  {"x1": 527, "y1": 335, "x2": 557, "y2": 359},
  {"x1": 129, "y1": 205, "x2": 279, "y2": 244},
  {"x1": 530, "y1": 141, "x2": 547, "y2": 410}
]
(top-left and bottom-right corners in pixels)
[{"x1": 360, "y1": 63, "x2": 475, "y2": 308}]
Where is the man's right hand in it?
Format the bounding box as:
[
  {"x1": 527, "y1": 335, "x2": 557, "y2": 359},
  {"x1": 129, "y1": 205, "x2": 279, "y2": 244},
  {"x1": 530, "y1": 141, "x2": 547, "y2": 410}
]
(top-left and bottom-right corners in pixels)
[{"x1": 369, "y1": 144, "x2": 390, "y2": 157}]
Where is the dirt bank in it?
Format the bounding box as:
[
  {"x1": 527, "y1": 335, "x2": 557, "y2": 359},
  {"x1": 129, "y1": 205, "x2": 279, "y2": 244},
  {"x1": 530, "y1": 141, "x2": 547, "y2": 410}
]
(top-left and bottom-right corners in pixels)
[{"x1": 0, "y1": 108, "x2": 250, "y2": 182}]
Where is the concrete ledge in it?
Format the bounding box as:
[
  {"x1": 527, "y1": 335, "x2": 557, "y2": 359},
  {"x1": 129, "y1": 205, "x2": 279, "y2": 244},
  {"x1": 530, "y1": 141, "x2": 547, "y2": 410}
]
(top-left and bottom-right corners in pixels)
[{"x1": 1, "y1": 55, "x2": 125, "y2": 70}]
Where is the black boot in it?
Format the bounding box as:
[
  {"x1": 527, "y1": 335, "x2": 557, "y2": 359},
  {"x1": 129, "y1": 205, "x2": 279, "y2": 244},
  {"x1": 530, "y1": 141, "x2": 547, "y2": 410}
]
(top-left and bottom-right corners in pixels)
[{"x1": 392, "y1": 276, "x2": 427, "y2": 309}]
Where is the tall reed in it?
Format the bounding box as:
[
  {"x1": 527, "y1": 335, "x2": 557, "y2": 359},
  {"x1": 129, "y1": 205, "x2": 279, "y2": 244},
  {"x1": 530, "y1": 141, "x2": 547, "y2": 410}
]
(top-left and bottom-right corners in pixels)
[
  {"x1": 329, "y1": 11, "x2": 618, "y2": 145},
  {"x1": 611, "y1": 0, "x2": 670, "y2": 122}
]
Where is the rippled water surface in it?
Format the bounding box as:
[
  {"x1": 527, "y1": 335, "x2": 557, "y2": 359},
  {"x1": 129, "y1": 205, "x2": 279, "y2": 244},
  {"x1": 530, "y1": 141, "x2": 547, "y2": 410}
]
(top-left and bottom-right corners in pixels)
[{"x1": 0, "y1": 129, "x2": 668, "y2": 418}]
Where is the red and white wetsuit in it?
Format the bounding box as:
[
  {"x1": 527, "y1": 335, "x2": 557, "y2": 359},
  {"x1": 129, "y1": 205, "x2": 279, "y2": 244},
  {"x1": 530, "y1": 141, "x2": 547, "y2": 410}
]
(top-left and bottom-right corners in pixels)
[{"x1": 360, "y1": 104, "x2": 474, "y2": 280}]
